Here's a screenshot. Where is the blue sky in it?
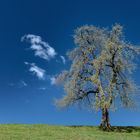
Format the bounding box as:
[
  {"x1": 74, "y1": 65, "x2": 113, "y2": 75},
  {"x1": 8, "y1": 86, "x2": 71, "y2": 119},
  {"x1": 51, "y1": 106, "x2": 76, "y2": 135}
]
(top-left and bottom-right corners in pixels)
[{"x1": 0, "y1": 0, "x2": 140, "y2": 126}]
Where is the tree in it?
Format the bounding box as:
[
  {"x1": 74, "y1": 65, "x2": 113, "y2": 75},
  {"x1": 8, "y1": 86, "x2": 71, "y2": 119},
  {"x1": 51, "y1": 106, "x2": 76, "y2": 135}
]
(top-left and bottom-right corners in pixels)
[{"x1": 55, "y1": 24, "x2": 140, "y2": 130}]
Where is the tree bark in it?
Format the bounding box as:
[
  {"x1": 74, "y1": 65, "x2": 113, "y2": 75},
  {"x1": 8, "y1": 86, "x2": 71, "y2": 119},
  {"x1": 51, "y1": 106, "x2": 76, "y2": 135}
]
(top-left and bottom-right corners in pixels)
[{"x1": 100, "y1": 107, "x2": 111, "y2": 130}]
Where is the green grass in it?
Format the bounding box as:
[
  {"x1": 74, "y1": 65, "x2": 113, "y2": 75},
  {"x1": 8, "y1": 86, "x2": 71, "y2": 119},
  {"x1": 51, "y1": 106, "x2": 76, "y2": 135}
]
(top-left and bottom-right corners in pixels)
[{"x1": 0, "y1": 124, "x2": 139, "y2": 140}]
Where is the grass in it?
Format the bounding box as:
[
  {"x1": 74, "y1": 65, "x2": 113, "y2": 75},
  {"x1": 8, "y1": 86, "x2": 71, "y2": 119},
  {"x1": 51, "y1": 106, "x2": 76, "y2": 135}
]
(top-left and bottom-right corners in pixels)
[{"x1": 0, "y1": 124, "x2": 139, "y2": 140}]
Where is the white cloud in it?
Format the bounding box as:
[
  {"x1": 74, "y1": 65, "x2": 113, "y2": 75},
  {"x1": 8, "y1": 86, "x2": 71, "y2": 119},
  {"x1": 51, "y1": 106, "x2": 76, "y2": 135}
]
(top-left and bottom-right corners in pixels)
[
  {"x1": 24, "y1": 62, "x2": 29, "y2": 65},
  {"x1": 25, "y1": 62, "x2": 46, "y2": 80},
  {"x1": 20, "y1": 80, "x2": 27, "y2": 87},
  {"x1": 47, "y1": 47, "x2": 57, "y2": 58},
  {"x1": 60, "y1": 55, "x2": 66, "y2": 64},
  {"x1": 21, "y1": 34, "x2": 57, "y2": 61},
  {"x1": 50, "y1": 76, "x2": 56, "y2": 85},
  {"x1": 29, "y1": 64, "x2": 46, "y2": 80}
]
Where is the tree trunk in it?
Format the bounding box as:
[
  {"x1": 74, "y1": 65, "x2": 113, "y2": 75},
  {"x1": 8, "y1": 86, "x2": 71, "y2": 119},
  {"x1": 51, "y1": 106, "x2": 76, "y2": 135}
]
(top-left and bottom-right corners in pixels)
[{"x1": 100, "y1": 107, "x2": 111, "y2": 130}]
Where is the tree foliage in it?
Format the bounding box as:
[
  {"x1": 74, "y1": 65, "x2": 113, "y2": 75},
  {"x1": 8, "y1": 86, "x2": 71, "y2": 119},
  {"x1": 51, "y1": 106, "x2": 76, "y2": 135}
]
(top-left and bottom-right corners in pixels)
[{"x1": 56, "y1": 24, "x2": 140, "y2": 111}]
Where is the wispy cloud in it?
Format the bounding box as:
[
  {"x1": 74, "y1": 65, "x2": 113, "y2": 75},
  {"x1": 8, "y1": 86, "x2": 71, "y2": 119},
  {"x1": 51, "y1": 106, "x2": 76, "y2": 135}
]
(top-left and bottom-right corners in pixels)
[
  {"x1": 24, "y1": 61, "x2": 29, "y2": 65},
  {"x1": 21, "y1": 34, "x2": 57, "y2": 61},
  {"x1": 8, "y1": 80, "x2": 27, "y2": 88},
  {"x1": 38, "y1": 87, "x2": 47, "y2": 90},
  {"x1": 25, "y1": 62, "x2": 46, "y2": 80},
  {"x1": 50, "y1": 76, "x2": 56, "y2": 85},
  {"x1": 60, "y1": 55, "x2": 66, "y2": 64},
  {"x1": 20, "y1": 80, "x2": 28, "y2": 87}
]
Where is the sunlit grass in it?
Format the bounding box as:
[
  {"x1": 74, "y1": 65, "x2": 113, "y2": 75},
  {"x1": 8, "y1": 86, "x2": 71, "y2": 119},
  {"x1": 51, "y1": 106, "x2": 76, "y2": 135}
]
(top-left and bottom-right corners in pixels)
[{"x1": 0, "y1": 124, "x2": 139, "y2": 140}]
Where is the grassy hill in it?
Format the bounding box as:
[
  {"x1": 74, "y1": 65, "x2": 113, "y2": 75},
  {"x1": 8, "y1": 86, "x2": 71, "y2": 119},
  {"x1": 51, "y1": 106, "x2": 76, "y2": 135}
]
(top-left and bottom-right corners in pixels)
[{"x1": 0, "y1": 124, "x2": 139, "y2": 140}]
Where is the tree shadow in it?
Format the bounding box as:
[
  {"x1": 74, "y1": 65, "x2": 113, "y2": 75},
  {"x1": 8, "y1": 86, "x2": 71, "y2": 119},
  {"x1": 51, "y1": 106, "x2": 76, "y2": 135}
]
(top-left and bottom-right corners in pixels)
[
  {"x1": 106, "y1": 126, "x2": 140, "y2": 133},
  {"x1": 69, "y1": 125, "x2": 95, "y2": 128},
  {"x1": 69, "y1": 125, "x2": 140, "y2": 133}
]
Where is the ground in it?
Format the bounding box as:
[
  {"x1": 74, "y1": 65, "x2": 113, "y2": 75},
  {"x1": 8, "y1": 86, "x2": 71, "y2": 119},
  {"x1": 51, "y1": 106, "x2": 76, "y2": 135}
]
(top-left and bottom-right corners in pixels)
[{"x1": 0, "y1": 124, "x2": 139, "y2": 140}]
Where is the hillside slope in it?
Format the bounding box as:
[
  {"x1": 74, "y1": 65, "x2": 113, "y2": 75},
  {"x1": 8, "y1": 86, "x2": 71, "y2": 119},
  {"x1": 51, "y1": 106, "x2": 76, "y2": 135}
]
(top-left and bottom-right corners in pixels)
[{"x1": 0, "y1": 124, "x2": 139, "y2": 140}]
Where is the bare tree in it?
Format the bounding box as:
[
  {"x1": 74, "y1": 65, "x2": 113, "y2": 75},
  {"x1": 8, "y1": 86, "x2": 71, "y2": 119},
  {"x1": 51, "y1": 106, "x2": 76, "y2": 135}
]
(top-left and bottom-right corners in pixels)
[{"x1": 55, "y1": 24, "x2": 140, "y2": 130}]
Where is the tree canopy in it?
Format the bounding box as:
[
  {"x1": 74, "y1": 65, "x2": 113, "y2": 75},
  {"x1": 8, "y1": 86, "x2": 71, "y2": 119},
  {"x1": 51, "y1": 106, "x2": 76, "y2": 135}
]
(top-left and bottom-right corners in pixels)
[{"x1": 56, "y1": 24, "x2": 140, "y2": 111}]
